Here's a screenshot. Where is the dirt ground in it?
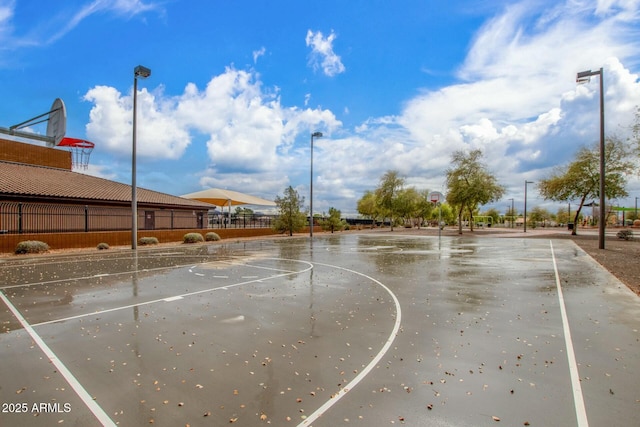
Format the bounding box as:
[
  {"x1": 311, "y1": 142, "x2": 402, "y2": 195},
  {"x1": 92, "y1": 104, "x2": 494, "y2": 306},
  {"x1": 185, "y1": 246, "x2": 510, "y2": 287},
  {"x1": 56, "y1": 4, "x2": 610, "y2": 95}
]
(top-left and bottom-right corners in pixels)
[{"x1": 538, "y1": 231, "x2": 640, "y2": 296}]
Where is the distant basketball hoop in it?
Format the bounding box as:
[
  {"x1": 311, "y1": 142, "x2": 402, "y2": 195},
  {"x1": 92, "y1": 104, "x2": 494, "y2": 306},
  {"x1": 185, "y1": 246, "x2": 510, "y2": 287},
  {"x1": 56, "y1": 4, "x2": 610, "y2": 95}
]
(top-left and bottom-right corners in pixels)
[
  {"x1": 429, "y1": 191, "x2": 443, "y2": 204},
  {"x1": 58, "y1": 137, "x2": 95, "y2": 170}
]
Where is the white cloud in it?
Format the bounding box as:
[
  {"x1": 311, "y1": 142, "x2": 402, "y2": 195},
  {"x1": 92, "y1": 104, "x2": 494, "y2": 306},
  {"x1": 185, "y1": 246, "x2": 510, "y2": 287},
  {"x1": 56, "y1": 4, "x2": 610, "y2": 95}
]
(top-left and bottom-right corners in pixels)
[
  {"x1": 305, "y1": 29, "x2": 346, "y2": 77},
  {"x1": 0, "y1": 0, "x2": 160, "y2": 50},
  {"x1": 84, "y1": 66, "x2": 342, "y2": 177},
  {"x1": 79, "y1": 1, "x2": 640, "y2": 214},
  {"x1": 252, "y1": 46, "x2": 266, "y2": 63},
  {"x1": 84, "y1": 85, "x2": 191, "y2": 159},
  {"x1": 48, "y1": 0, "x2": 159, "y2": 43},
  {"x1": 0, "y1": 1, "x2": 14, "y2": 37},
  {"x1": 394, "y1": 1, "x2": 640, "y2": 190}
]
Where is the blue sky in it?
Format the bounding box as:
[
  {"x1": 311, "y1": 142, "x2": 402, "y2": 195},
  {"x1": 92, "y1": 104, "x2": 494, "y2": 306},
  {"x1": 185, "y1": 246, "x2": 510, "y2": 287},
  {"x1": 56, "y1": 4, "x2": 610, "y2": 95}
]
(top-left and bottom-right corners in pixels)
[{"x1": 2, "y1": 0, "x2": 640, "y2": 216}]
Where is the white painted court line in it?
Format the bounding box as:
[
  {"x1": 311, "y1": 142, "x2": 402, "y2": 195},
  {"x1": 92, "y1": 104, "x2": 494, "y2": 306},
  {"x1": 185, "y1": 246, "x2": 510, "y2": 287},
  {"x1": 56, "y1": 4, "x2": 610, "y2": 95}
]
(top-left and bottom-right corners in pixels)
[
  {"x1": 297, "y1": 262, "x2": 402, "y2": 427},
  {"x1": 0, "y1": 290, "x2": 117, "y2": 427},
  {"x1": 0, "y1": 263, "x2": 192, "y2": 290},
  {"x1": 549, "y1": 241, "x2": 589, "y2": 427},
  {"x1": 0, "y1": 256, "x2": 297, "y2": 291},
  {"x1": 32, "y1": 260, "x2": 314, "y2": 327}
]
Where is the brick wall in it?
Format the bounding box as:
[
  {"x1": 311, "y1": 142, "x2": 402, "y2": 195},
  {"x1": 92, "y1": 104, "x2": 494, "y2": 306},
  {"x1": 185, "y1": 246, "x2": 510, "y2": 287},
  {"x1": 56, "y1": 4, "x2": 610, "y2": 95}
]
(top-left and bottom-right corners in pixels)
[
  {"x1": 0, "y1": 138, "x2": 71, "y2": 169},
  {"x1": 0, "y1": 228, "x2": 285, "y2": 254}
]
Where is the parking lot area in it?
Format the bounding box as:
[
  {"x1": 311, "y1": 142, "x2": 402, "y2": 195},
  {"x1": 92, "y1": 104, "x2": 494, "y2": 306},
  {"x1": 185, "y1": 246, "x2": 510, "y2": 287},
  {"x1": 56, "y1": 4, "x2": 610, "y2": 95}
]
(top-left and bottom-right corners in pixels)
[{"x1": 1, "y1": 233, "x2": 638, "y2": 426}]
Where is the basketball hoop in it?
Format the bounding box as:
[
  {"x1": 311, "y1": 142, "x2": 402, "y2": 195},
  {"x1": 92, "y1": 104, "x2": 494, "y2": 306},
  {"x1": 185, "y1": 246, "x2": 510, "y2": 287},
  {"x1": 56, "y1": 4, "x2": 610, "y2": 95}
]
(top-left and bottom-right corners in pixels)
[
  {"x1": 429, "y1": 191, "x2": 443, "y2": 204},
  {"x1": 58, "y1": 137, "x2": 95, "y2": 170}
]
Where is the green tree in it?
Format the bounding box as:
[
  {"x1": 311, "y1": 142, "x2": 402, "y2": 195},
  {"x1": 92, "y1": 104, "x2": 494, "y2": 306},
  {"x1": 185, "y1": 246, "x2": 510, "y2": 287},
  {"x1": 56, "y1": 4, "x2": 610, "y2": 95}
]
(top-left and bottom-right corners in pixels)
[
  {"x1": 234, "y1": 207, "x2": 254, "y2": 215},
  {"x1": 273, "y1": 186, "x2": 308, "y2": 236},
  {"x1": 528, "y1": 206, "x2": 551, "y2": 228},
  {"x1": 320, "y1": 207, "x2": 345, "y2": 233},
  {"x1": 375, "y1": 170, "x2": 405, "y2": 231},
  {"x1": 483, "y1": 207, "x2": 501, "y2": 226},
  {"x1": 445, "y1": 149, "x2": 506, "y2": 234},
  {"x1": 415, "y1": 189, "x2": 434, "y2": 228},
  {"x1": 538, "y1": 137, "x2": 634, "y2": 235},
  {"x1": 395, "y1": 187, "x2": 421, "y2": 227},
  {"x1": 357, "y1": 190, "x2": 379, "y2": 227},
  {"x1": 431, "y1": 202, "x2": 455, "y2": 226},
  {"x1": 505, "y1": 205, "x2": 518, "y2": 228}
]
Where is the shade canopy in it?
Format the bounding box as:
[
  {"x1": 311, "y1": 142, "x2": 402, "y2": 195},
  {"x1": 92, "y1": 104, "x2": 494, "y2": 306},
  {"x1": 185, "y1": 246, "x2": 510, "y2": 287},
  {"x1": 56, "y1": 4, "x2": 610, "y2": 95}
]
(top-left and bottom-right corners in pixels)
[{"x1": 181, "y1": 188, "x2": 276, "y2": 207}]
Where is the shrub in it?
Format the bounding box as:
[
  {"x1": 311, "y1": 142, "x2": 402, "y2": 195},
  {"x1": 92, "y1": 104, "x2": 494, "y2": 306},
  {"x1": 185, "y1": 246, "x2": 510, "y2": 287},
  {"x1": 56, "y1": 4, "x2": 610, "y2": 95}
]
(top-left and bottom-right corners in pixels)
[
  {"x1": 97, "y1": 242, "x2": 110, "y2": 250},
  {"x1": 139, "y1": 237, "x2": 159, "y2": 246},
  {"x1": 205, "y1": 232, "x2": 221, "y2": 241},
  {"x1": 15, "y1": 240, "x2": 49, "y2": 254},
  {"x1": 183, "y1": 233, "x2": 204, "y2": 244},
  {"x1": 616, "y1": 229, "x2": 634, "y2": 241}
]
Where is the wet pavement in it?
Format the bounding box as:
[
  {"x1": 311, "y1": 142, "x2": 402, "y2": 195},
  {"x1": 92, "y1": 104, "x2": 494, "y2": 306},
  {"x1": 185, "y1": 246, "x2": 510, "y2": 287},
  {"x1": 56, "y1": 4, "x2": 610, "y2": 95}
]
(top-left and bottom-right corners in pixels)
[{"x1": 0, "y1": 233, "x2": 638, "y2": 426}]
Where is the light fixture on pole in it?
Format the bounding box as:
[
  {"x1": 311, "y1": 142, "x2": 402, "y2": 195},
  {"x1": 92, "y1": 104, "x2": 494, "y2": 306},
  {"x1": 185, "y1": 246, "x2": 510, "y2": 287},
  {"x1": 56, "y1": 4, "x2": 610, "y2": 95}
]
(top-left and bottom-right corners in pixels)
[
  {"x1": 524, "y1": 181, "x2": 534, "y2": 232},
  {"x1": 309, "y1": 131, "x2": 323, "y2": 238},
  {"x1": 577, "y1": 67, "x2": 605, "y2": 249},
  {"x1": 132, "y1": 65, "x2": 151, "y2": 250}
]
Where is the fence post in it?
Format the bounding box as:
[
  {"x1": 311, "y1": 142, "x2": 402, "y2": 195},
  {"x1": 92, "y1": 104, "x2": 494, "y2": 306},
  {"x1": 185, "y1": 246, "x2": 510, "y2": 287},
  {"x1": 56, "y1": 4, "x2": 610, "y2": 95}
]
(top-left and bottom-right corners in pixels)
[
  {"x1": 85, "y1": 205, "x2": 89, "y2": 232},
  {"x1": 18, "y1": 202, "x2": 23, "y2": 234},
  {"x1": 171, "y1": 210, "x2": 174, "y2": 230}
]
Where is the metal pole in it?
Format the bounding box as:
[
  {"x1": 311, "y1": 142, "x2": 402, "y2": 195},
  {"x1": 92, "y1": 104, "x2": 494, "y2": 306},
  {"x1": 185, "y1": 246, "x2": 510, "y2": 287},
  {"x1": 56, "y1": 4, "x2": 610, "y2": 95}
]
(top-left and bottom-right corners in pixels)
[
  {"x1": 310, "y1": 133, "x2": 313, "y2": 238},
  {"x1": 598, "y1": 67, "x2": 606, "y2": 249},
  {"x1": 131, "y1": 65, "x2": 151, "y2": 250},
  {"x1": 132, "y1": 74, "x2": 138, "y2": 250},
  {"x1": 309, "y1": 132, "x2": 323, "y2": 238},
  {"x1": 509, "y1": 198, "x2": 514, "y2": 228},
  {"x1": 524, "y1": 181, "x2": 534, "y2": 232},
  {"x1": 438, "y1": 203, "x2": 442, "y2": 251},
  {"x1": 524, "y1": 181, "x2": 528, "y2": 233}
]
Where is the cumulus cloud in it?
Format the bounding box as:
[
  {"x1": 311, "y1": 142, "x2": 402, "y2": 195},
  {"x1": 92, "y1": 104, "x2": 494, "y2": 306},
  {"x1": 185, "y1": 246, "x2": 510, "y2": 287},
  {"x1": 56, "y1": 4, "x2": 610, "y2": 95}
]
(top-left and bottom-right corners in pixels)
[
  {"x1": 305, "y1": 29, "x2": 346, "y2": 77},
  {"x1": 78, "y1": 0, "x2": 640, "y2": 214},
  {"x1": 393, "y1": 1, "x2": 640, "y2": 195},
  {"x1": 84, "y1": 67, "x2": 342, "y2": 189},
  {"x1": 84, "y1": 85, "x2": 191, "y2": 159}
]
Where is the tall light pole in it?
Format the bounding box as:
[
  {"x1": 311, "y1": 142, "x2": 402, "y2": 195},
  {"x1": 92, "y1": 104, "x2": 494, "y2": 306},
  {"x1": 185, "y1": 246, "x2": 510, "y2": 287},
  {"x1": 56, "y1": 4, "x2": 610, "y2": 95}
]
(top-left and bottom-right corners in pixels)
[
  {"x1": 577, "y1": 67, "x2": 605, "y2": 249},
  {"x1": 524, "y1": 181, "x2": 534, "y2": 232},
  {"x1": 310, "y1": 131, "x2": 323, "y2": 237},
  {"x1": 508, "y1": 198, "x2": 514, "y2": 228},
  {"x1": 132, "y1": 65, "x2": 151, "y2": 250}
]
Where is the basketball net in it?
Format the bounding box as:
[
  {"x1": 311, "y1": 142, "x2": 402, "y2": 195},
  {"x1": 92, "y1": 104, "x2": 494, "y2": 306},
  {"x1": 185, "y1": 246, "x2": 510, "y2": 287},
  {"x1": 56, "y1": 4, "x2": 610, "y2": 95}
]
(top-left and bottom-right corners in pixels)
[{"x1": 58, "y1": 137, "x2": 95, "y2": 170}]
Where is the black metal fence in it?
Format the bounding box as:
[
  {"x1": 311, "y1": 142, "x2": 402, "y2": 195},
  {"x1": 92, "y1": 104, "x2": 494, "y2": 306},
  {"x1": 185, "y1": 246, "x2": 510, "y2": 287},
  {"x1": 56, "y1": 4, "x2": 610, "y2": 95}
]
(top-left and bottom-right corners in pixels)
[{"x1": 0, "y1": 202, "x2": 275, "y2": 234}]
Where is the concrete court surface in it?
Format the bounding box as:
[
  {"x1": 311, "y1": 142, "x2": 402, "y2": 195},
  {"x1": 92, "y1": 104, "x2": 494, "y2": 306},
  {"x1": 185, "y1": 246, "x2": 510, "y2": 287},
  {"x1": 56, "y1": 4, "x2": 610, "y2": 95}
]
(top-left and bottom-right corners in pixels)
[{"x1": 0, "y1": 233, "x2": 638, "y2": 427}]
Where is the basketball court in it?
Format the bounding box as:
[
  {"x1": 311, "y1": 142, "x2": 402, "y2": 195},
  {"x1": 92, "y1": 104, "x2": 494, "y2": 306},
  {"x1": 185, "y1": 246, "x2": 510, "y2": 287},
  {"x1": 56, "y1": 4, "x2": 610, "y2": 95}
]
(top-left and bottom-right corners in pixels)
[{"x1": 1, "y1": 233, "x2": 638, "y2": 426}]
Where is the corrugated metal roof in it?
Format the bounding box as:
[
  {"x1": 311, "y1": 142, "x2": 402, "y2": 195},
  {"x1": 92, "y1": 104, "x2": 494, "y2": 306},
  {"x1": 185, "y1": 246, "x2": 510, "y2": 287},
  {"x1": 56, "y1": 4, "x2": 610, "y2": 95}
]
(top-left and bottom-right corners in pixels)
[{"x1": 0, "y1": 161, "x2": 214, "y2": 209}]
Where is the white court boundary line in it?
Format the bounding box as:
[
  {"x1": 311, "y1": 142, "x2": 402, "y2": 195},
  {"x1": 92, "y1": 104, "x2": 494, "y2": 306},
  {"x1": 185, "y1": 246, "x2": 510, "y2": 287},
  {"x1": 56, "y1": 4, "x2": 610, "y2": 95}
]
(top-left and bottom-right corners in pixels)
[
  {"x1": 297, "y1": 262, "x2": 402, "y2": 427},
  {"x1": 549, "y1": 241, "x2": 589, "y2": 427},
  {"x1": 33, "y1": 260, "x2": 313, "y2": 327},
  {"x1": 1, "y1": 258, "x2": 313, "y2": 425},
  {"x1": 0, "y1": 256, "x2": 294, "y2": 291},
  {"x1": 0, "y1": 290, "x2": 117, "y2": 427},
  {"x1": 5, "y1": 253, "x2": 397, "y2": 426}
]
